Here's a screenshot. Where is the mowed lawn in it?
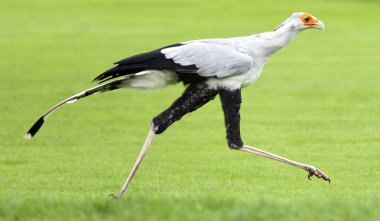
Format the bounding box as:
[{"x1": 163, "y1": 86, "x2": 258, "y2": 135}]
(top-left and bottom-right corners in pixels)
[{"x1": 1, "y1": 0, "x2": 380, "y2": 220}]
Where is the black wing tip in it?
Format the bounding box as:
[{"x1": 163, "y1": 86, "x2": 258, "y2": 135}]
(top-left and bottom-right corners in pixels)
[
  {"x1": 92, "y1": 69, "x2": 116, "y2": 83},
  {"x1": 25, "y1": 117, "x2": 45, "y2": 139},
  {"x1": 92, "y1": 73, "x2": 105, "y2": 82},
  {"x1": 92, "y1": 43, "x2": 185, "y2": 83}
]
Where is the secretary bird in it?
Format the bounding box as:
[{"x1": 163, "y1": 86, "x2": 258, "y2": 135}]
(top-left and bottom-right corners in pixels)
[{"x1": 25, "y1": 12, "x2": 330, "y2": 198}]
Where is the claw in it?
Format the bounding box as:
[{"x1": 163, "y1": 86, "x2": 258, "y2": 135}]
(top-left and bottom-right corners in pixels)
[{"x1": 305, "y1": 165, "x2": 330, "y2": 183}]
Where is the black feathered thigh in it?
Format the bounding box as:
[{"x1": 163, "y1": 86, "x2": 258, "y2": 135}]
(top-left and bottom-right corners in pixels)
[
  {"x1": 152, "y1": 83, "x2": 218, "y2": 134},
  {"x1": 152, "y1": 83, "x2": 244, "y2": 149}
]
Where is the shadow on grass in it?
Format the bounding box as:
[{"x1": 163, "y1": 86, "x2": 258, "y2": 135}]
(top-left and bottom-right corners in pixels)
[{"x1": 0, "y1": 196, "x2": 379, "y2": 221}]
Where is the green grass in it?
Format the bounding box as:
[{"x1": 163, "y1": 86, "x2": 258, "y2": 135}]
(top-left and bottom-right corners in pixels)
[{"x1": 1, "y1": 0, "x2": 380, "y2": 220}]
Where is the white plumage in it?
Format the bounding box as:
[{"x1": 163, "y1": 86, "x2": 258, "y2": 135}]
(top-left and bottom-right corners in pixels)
[{"x1": 117, "y1": 12, "x2": 324, "y2": 90}]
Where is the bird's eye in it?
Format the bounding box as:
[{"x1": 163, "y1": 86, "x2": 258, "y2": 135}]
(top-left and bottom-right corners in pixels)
[{"x1": 304, "y1": 17, "x2": 310, "y2": 22}]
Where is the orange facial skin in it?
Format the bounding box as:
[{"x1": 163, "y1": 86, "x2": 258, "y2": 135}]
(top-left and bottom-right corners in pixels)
[{"x1": 299, "y1": 13, "x2": 319, "y2": 27}]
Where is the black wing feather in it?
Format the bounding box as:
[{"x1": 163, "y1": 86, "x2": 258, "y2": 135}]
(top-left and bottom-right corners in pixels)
[{"x1": 93, "y1": 43, "x2": 198, "y2": 83}]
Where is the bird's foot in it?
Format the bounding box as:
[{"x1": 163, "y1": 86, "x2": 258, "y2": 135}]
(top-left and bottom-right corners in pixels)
[{"x1": 305, "y1": 165, "x2": 330, "y2": 183}]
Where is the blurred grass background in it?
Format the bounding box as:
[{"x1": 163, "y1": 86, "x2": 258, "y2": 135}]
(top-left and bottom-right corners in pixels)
[{"x1": 1, "y1": 0, "x2": 380, "y2": 220}]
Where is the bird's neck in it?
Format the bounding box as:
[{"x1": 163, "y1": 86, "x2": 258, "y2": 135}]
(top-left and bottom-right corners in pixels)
[{"x1": 253, "y1": 23, "x2": 300, "y2": 57}]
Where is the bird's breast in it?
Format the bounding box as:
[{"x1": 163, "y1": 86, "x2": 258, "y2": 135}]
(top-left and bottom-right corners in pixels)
[{"x1": 205, "y1": 58, "x2": 267, "y2": 90}]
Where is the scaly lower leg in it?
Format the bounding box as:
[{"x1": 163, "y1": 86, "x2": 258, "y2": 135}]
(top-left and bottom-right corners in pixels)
[
  {"x1": 240, "y1": 145, "x2": 330, "y2": 182},
  {"x1": 118, "y1": 125, "x2": 157, "y2": 198}
]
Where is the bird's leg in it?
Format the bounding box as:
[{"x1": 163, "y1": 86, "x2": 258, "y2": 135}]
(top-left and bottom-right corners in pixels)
[
  {"x1": 219, "y1": 88, "x2": 244, "y2": 149},
  {"x1": 152, "y1": 83, "x2": 218, "y2": 134},
  {"x1": 118, "y1": 124, "x2": 157, "y2": 198},
  {"x1": 239, "y1": 145, "x2": 330, "y2": 182},
  {"x1": 219, "y1": 88, "x2": 330, "y2": 182},
  {"x1": 118, "y1": 83, "x2": 217, "y2": 198}
]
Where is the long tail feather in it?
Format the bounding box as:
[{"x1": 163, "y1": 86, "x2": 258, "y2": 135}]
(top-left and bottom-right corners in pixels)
[{"x1": 25, "y1": 75, "x2": 134, "y2": 139}]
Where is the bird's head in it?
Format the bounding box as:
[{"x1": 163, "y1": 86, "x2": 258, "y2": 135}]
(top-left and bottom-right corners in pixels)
[{"x1": 275, "y1": 12, "x2": 325, "y2": 31}]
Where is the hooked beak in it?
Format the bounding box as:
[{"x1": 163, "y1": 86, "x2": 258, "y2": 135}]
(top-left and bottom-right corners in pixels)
[{"x1": 312, "y1": 20, "x2": 325, "y2": 31}]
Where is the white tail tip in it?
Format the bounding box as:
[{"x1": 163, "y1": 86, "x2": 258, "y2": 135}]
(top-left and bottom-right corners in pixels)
[
  {"x1": 66, "y1": 99, "x2": 78, "y2": 104},
  {"x1": 25, "y1": 133, "x2": 32, "y2": 139}
]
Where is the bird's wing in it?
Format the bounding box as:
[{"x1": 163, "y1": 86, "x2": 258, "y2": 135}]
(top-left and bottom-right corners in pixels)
[
  {"x1": 93, "y1": 43, "x2": 199, "y2": 83},
  {"x1": 93, "y1": 42, "x2": 253, "y2": 83},
  {"x1": 161, "y1": 42, "x2": 253, "y2": 78}
]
